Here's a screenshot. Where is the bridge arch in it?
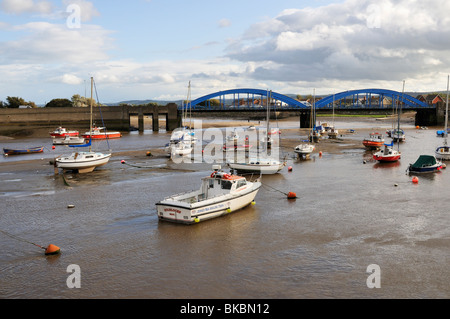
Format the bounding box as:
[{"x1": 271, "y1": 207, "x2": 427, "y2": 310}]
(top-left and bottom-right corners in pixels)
[
  {"x1": 315, "y1": 89, "x2": 428, "y2": 109},
  {"x1": 188, "y1": 88, "x2": 309, "y2": 109}
]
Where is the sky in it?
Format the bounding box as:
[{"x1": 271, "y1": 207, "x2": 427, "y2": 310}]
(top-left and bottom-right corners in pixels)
[{"x1": 1, "y1": 0, "x2": 450, "y2": 105}]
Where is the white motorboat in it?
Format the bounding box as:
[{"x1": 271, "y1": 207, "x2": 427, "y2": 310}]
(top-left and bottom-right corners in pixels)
[
  {"x1": 436, "y1": 75, "x2": 450, "y2": 161},
  {"x1": 156, "y1": 166, "x2": 261, "y2": 224},
  {"x1": 52, "y1": 135, "x2": 86, "y2": 145},
  {"x1": 170, "y1": 140, "x2": 193, "y2": 157},
  {"x1": 294, "y1": 143, "x2": 315, "y2": 157}
]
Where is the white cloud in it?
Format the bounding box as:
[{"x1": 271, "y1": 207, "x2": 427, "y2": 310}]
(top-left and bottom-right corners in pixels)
[
  {"x1": 0, "y1": 0, "x2": 52, "y2": 15},
  {"x1": 226, "y1": 0, "x2": 450, "y2": 86},
  {"x1": 0, "y1": 22, "x2": 114, "y2": 64},
  {"x1": 61, "y1": 73, "x2": 83, "y2": 85},
  {"x1": 62, "y1": 0, "x2": 99, "y2": 22},
  {"x1": 218, "y1": 18, "x2": 231, "y2": 28}
]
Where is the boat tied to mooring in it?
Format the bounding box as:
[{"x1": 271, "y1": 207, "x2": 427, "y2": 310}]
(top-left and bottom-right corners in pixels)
[{"x1": 156, "y1": 165, "x2": 261, "y2": 224}]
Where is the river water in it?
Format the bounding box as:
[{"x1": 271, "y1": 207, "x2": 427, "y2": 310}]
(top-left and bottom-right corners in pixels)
[{"x1": 0, "y1": 117, "x2": 449, "y2": 299}]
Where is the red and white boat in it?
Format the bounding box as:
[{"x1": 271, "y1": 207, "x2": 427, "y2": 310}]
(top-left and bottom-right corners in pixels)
[
  {"x1": 373, "y1": 142, "x2": 401, "y2": 162},
  {"x1": 363, "y1": 132, "x2": 384, "y2": 149},
  {"x1": 50, "y1": 127, "x2": 79, "y2": 138},
  {"x1": 82, "y1": 126, "x2": 122, "y2": 140}
]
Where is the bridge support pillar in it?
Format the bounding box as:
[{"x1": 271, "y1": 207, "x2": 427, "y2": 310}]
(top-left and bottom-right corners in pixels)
[
  {"x1": 299, "y1": 110, "x2": 311, "y2": 128},
  {"x1": 415, "y1": 108, "x2": 438, "y2": 127},
  {"x1": 152, "y1": 106, "x2": 159, "y2": 131}
]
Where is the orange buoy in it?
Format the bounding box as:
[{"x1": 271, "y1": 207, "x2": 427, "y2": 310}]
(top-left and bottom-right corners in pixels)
[
  {"x1": 52, "y1": 146, "x2": 55, "y2": 150},
  {"x1": 287, "y1": 192, "x2": 297, "y2": 199},
  {"x1": 412, "y1": 176, "x2": 419, "y2": 184},
  {"x1": 319, "y1": 151, "x2": 323, "y2": 157},
  {"x1": 416, "y1": 126, "x2": 419, "y2": 129},
  {"x1": 45, "y1": 244, "x2": 61, "y2": 256}
]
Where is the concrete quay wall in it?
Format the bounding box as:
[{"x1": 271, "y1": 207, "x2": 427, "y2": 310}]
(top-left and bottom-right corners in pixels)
[{"x1": 0, "y1": 104, "x2": 180, "y2": 136}]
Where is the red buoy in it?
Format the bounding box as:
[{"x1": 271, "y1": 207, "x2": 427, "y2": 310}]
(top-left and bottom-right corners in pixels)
[
  {"x1": 121, "y1": 160, "x2": 125, "y2": 164},
  {"x1": 412, "y1": 176, "x2": 419, "y2": 184},
  {"x1": 45, "y1": 244, "x2": 61, "y2": 256},
  {"x1": 52, "y1": 146, "x2": 55, "y2": 150},
  {"x1": 288, "y1": 166, "x2": 292, "y2": 172},
  {"x1": 287, "y1": 192, "x2": 297, "y2": 199}
]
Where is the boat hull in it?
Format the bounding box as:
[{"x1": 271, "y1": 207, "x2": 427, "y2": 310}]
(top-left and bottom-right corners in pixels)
[
  {"x1": 156, "y1": 184, "x2": 261, "y2": 224},
  {"x1": 363, "y1": 141, "x2": 384, "y2": 149},
  {"x1": 373, "y1": 154, "x2": 401, "y2": 162},
  {"x1": 435, "y1": 147, "x2": 450, "y2": 160},
  {"x1": 55, "y1": 152, "x2": 111, "y2": 173},
  {"x1": 82, "y1": 132, "x2": 122, "y2": 139},
  {"x1": 408, "y1": 164, "x2": 443, "y2": 173},
  {"x1": 228, "y1": 162, "x2": 285, "y2": 174},
  {"x1": 3, "y1": 146, "x2": 44, "y2": 155}
]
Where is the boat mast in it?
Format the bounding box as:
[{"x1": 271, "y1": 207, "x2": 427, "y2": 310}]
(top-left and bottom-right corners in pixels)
[
  {"x1": 398, "y1": 80, "x2": 405, "y2": 151},
  {"x1": 89, "y1": 76, "x2": 93, "y2": 152},
  {"x1": 445, "y1": 75, "x2": 449, "y2": 140},
  {"x1": 266, "y1": 89, "x2": 270, "y2": 150}
]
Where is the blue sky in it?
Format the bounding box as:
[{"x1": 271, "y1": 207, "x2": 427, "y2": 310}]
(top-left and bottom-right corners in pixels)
[{"x1": 1, "y1": 0, "x2": 450, "y2": 105}]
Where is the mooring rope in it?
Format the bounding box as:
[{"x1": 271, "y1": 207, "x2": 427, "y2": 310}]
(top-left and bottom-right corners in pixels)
[{"x1": 0, "y1": 229, "x2": 46, "y2": 250}]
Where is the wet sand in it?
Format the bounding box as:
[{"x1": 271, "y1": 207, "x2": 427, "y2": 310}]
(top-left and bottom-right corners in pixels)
[{"x1": 0, "y1": 113, "x2": 418, "y2": 174}]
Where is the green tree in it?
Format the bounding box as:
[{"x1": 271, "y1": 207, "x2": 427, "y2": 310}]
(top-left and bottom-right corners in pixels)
[
  {"x1": 6, "y1": 96, "x2": 27, "y2": 108},
  {"x1": 45, "y1": 98, "x2": 73, "y2": 108}
]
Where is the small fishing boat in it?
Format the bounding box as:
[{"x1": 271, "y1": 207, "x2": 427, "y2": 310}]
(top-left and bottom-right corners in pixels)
[
  {"x1": 435, "y1": 145, "x2": 450, "y2": 160},
  {"x1": 373, "y1": 142, "x2": 401, "y2": 162},
  {"x1": 436, "y1": 75, "x2": 450, "y2": 161},
  {"x1": 436, "y1": 129, "x2": 449, "y2": 137},
  {"x1": 294, "y1": 143, "x2": 315, "y2": 157},
  {"x1": 170, "y1": 140, "x2": 192, "y2": 157},
  {"x1": 363, "y1": 133, "x2": 384, "y2": 149},
  {"x1": 156, "y1": 166, "x2": 261, "y2": 224},
  {"x1": 50, "y1": 127, "x2": 79, "y2": 138},
  {"x1": 3, "y1": 146, "x2": 44, "y2": 155},
  {"x1": 327, "y1": 127, "x2": 339, "y2": 139},
  {"x1": 247, "y1": 125, "x2": 256, "y2": 131},
  {"x1": 407, "y1": 155, "x2": 444, "y2": 173},
  {"x1": 391, "y1": 129, "x2": 406, "y2": 142},
  {"x1": 52, "y1": 136, "x2": 86, "y2": 145},
  {"x1": 82, "y1": 126, "x2": 121, "y2": 140}
]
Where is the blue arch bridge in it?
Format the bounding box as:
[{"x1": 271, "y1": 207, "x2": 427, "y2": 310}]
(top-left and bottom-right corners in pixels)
[{"x1": 180, "y1": 88, "x2": 438, "y2": 127}]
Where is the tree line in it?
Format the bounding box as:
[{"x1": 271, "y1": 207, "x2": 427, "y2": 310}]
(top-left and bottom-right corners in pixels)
[{"x1": 0, "y1": 95, "x2": 164, "y2": 108}]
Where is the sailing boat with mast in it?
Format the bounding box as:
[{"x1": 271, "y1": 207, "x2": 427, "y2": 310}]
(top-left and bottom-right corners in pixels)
[
  {"x1": 294, "y1": 89, "x2": 316, "y2": 158},
  {"x1": 327, "y1": 93, "x2": 339, "y2": 139},
  {"x1": 228, "y1": 90, "x2": 286, "y2": 174},
  {"x1": 435, "y1": 75, "x2": 450, "y2": 160},
  {"x1": 165, "y1": 81, "x2": 196, "y2": 157},
  {"x1": 373, "y1": 81, "x2": 404, "y2": 162},
  {"x1": 54, "y1": 77, "x2": 111, "y2": 173}
]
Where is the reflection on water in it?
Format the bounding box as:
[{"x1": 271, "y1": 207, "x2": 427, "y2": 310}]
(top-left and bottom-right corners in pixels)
[{"x1": 0, "y1": 118, "x2": 449, "y2": 299}]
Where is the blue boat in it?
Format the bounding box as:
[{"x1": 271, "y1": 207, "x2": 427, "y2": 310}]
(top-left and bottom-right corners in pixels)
[
  {"x1": 407, "y1": 155, "x2": 444, "y2": 173},
  {"x1": 3, "y1": 146, "x2": 44, "y2": 156}
]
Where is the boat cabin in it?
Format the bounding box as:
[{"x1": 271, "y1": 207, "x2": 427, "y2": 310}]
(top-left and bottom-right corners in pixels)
[{"x1": 202, "y1": 171, "x2": 248, "y2": 198}]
